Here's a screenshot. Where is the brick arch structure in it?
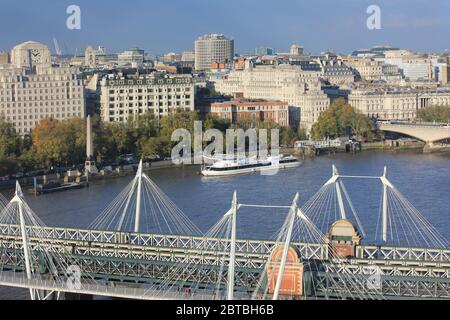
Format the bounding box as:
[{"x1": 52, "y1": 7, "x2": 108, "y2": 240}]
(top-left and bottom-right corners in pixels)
[{"x1": 267, "y1": 246, "x2": 304, "y2": 297}]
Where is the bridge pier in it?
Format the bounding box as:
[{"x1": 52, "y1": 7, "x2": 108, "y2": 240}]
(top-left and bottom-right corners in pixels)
[
  {"x1": 423, "y1": 141, "x2": 434, "y2": 153},
  {"x1": 423, "y1": 141, "x2": 450, "y2": 153},
  {"x1": 378, "y1": 122, "x2": 450, "y2": 153}
]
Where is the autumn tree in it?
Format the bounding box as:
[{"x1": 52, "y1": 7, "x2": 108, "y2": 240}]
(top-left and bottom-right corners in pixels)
[{"x1": 31, "y1": 118, "x2": 86, "y2": 167}]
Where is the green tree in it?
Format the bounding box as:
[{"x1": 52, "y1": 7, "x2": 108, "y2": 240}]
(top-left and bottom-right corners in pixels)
[
  {"x1": 297, "y1": 126, "x2": 308, "y2": 140},
  {"x1": 128, "y1": 113, "x2": 160, "y2": 140},
  {"x1": 0, "y1": 160, "x2": 19, "y2": 177},
  {"x1": 159, "y1": 109, "x2": 200, "y2": 138},
  {"x1": 138, "y1": 136, "x2": 172, "y2": 159},
  {"x1": 0, "y1": 117, "x2": 21, "y2": 160},
  {"x1": 280, "y1": 127, "x2": 298, "y2": 147},
  {"x1": 416, "y1": 105, "x2": 450, "y2": 123},
  {"x1": 311, "y1": 98, "x2": 374, "y2": 140},
  {"x1": 93, "y1": 123, "x2": 119, "y2": 164},
  {"x1": 203, "y1": 113, "x2": 230, "y2": 132}
]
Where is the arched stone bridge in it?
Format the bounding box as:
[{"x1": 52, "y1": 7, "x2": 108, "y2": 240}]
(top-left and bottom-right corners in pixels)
[{"x1": 378, "y1": 122, "x2": 450, "y2": 144}]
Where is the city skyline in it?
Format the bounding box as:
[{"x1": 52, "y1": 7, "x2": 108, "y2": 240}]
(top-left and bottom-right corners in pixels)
[
  {"x1": 0, "y1": 0, "x2": 449, "y2": 304},
  {"x1": 1, "y1": 0, "x2": 450, "y2": 55}
]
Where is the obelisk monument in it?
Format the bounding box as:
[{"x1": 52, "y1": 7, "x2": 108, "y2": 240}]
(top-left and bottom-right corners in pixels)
[{"x1": 85, "y1": 115, "x2": 98, "y2": 174}]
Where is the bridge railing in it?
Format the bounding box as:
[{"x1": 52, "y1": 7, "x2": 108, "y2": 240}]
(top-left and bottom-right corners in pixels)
[
  {"x1": 378, "y1": 121, "x2": 450, "y2": 129},
  {"x1": 0, "y1": 223, "x2": 329, "y2": 260},
  {"x1": 315, "y1": 269, "x2": 450, "y2": 300},
  {"x1": 0, "y1": 271, "x2": 217, "y2": 300},
  {"x1": 1, "y1": 224, "x2": 449, "y2": 264},
  {"x1": 356, "y1": 245, "x2": 450, "y2": 262}
]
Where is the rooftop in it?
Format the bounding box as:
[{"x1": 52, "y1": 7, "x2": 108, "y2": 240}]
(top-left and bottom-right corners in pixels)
[
  {"x1": 212, "y1": 98, "x2": 288, "y2": 106},
  {"x1": 197, "y1": 34, "x2": 232, "y2": 41}
]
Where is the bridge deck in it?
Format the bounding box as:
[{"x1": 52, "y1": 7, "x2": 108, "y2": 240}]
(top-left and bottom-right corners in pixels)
[{"x1": 1, "y1": 224, "x2": 449, "y2": 300}]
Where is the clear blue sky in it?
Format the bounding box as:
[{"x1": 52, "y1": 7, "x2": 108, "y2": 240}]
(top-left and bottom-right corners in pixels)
[{"x1": 1, "y1": 0, "x2": 449, "y2": 55}]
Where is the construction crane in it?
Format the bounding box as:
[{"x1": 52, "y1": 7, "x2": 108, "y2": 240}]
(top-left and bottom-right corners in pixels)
[{"x1": 53, "y1": 38, "x2": 62, "y2": 57}]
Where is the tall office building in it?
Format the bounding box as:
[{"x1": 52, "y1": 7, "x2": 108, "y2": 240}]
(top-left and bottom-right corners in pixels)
[
  {"x1": 0, "y1": 41, "x2": 85, "y2": 135},
  {"x1": 194, "y1": 34, "x2": 234, "y2": 71},
  {"x1": 0, "y1": 66, "x2": 85, "y2": 135}
]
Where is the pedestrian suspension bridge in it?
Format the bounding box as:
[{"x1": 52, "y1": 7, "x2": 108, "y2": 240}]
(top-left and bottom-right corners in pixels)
[{"x1": 0, "y1": 161, "x2": 448, "y2": 300}]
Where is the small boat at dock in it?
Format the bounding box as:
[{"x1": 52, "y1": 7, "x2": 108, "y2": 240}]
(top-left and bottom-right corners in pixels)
[{"x1": 31, "y1": 181, "x2": 87, "y2": 195}]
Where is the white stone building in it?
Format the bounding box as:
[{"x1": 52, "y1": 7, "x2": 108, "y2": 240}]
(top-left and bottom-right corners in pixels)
[
  {"x1": 100, "y1": 73, "x2": 194, "y2": 123},
  {"x1": 348, "y1": 86, "x2": 450, "y2": 120},
  {"x1": 318, "y1": 60, "x2": 355, "y2": 85},
  {"x1": 0, "y1": 41, "x2": 85, "y2": 135},
  {"x1": 213, "y1": 62, "x2": 330, "y2": 129},
  {"x1": 0, "y1": 65, "x2": 85, "y2": 135},
  {"x1": 340, "y1": 56, "x2": 402, "y2": 82}
]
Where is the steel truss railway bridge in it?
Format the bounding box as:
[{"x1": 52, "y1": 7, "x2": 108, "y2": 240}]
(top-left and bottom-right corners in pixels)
[{"x1": 0, "y1": 162, "x2": 448, "y2": 300}]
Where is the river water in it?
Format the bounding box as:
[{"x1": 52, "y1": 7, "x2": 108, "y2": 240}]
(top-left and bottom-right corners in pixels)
[{"x1": 1, "y1": 150, "x2": 449, "y2": 299}]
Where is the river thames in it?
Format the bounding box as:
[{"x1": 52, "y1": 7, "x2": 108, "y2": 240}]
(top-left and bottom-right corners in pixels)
[{"x1": 1, "y1": 150, "x2": 449, "y2": 299}]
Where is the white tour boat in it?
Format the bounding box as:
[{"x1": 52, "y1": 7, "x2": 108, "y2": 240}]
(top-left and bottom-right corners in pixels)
[{"x1": 201, "y1": 155, "x2": 301, "y2": 177}]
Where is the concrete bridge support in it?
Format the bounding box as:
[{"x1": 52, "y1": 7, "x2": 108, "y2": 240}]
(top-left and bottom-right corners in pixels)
[
  {"x1": 378, "y1": 123, "x2": 450, "y2": 153},
  {"x1": 423, "y1": 142, "x2": 450, "y2": 153}
]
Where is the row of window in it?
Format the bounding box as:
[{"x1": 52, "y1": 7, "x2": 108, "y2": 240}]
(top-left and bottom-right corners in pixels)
[
  {"x1": 4, "y1": 112, "x2": 84, "y2": 132},
  {"x1": 107, "y1": 108, "x2": 191, "y2": 122},
  {"x1": 0, "y1": 106, "x2": 82, "y2": 114},
  {"x1": 107, "y1": 87, "x2": 191, "y2": 95},
  {"x1": 0, "y1": 100, "x2": 83, "y2": 108},
  {"x1": 108, "y1": 100, "x2": 191, "y2": 108},
  {"x1": 109, "y1": 95, "x2": 190, "y2": 102},
  {"x1": 1, "y1": 111, "x2": 83, "y2": 120},
  {"x1": 0, "y1": 94, "x2": 83, "y2": 102},
  {"x1": 0, "y1": 80, "x2": 81, "y2": 89},
  {"x1": 0, "y1": 87, "x2": 82, "y2": 94}
]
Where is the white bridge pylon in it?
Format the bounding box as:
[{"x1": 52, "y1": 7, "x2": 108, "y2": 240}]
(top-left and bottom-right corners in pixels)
[
  {"x1": 90, "y1": 160, "x2": 201, "y2": 236},
  {"x1": 320, "y1": 165, "x2": 447, "y2": 247},
  {"x1": 218, "y1": 191, "x2": 296, "y2": 300},
  {"x1": 0, "y1": 182, "x2": 72, "y2": 300},
  {"x1": 221, "y1": 191, "x2": 323, "y2": 300},
  {"x1": 323, "y1": 164, "x2": 401, "y2": 242}
]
